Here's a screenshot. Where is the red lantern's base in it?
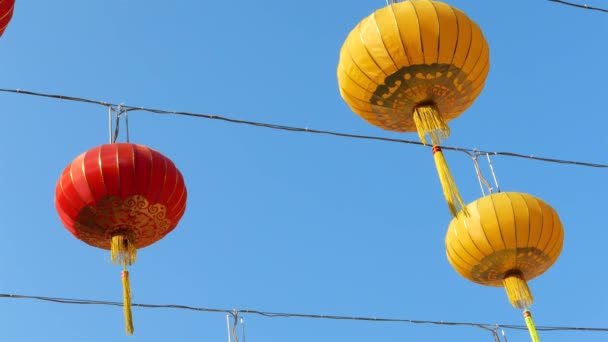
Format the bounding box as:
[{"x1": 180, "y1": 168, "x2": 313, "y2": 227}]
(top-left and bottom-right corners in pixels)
[{"x1": 72, "y1": 195, "x2": 171, "y2": 250}]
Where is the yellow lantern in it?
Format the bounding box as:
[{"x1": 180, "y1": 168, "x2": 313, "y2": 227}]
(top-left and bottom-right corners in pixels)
[
  {"x1": 337, "y1": 0, "x2": 490, "y2": 216},
  {"x1": 445, "y1": 192, "x2": 564, "y2": 341}
]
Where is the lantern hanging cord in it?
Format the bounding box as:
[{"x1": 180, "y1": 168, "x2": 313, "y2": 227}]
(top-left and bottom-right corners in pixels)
[
  {"x1": 109, "y1": 104, "x2": 135, "y2": 144},
  {"x1": 462, "y1": 150, "x2": 494, "y2": 196},
  {"x1": 547, "y1": 0, "x2": 608, "y2": 12},
  {"x1": 475, "y1": 324, "x2": 503, "y2": 342},
  {"x1": 0, "y1": 293, "x2": 607, "y2": 335},
  {"x1": 486, "y1": 153, "x2": 501, "y2": 193},
  {"x1": 1, "y1": 88, "x2": 607, "y2": 169},
  {"x1": 231, "y1": 310, "x2": 240, "y2": 342}
]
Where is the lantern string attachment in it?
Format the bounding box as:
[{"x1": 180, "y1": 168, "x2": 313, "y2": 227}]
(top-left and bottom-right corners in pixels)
[
  {"x1": 241, "y1": 317, "x2": 247, "y2": 342},
  {"x1": 474, "y1": 324, "x2": 504, "y2": 342},
  {"x1": 226, "y1": 310, "x2": 240, "y2": 342},
  {"x1": 465, "y1": 150, "x2": 501, "y2": 196},
  {"x1": 501, "y1": 329, "x2": 509, "y2": 342},
  {"x1": 108, "y1": 105, "x2": 114, "y2": 143},
  {"x1": 469, "y1": 150, "x2": 492, "y2": 196},
  {"x1": 108, "y1": 104, "x2": 132, "y2": 143},
  {"x1": 486, "y1": 153, "x2": 501, "y2": 193}
]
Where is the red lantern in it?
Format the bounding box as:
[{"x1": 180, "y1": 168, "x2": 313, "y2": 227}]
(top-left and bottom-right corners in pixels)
[
  {"x1": 55, "y1": 143, "x2": 187, "y2": 334},
  {"x1": 0, "y1": 0, "x2": 15, "y2": 37}
]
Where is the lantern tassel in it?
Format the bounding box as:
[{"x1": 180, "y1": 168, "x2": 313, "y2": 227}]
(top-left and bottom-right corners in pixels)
[
  {"x1": 413, "y1": 103, "x2": 466, "y2": 217},
  {"x1": 524, "y1": 310, "x2": 541, "y2": 342},
  {"x1": 432, "y1": 146, "x2": 467, "y2": 217},
  {"x1": 412, "y1": 102, "x2": 450, "y2": 146},
  {"x1": 503, "y1": 270, "x2": 534, "y2": 309},
  {"x1": 111, "y1": 231, "x2": 137, "y2": 335},
  {"x1": 111, "y1": 231, "x2": 137, "y2": 266},
  {"x1": 122, "y1": 269, "x2": 134, "y2": 335}
]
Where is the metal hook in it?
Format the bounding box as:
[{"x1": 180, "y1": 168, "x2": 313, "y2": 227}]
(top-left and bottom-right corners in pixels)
[
  {"x1": 474, "y1": 324, "x2": 502, "y2": 342},
  {"x1": 226, "y1": 314, "x2": 232, "y2": 342},
  {"x1": 108, "y1": 105, "x2": 114, "y2": 143},
  {"x1": 241, "y1": 317, "x2": 247, "y2": 342},
  {"x1": 486, "y1": 153, "x2": 501, "y2": 193},
  {"x1": 462, "y1": 149, "x2": 494, "y2": 196},
  {"x1": 109, "y1": 104, "x2": 131, "y2": 144},
  {"x1": 232, "y1": 310, "x2": 240, "y2": 342},
  {"x1": 124, "y1": 107, "x2": 130, "y2": 143}
]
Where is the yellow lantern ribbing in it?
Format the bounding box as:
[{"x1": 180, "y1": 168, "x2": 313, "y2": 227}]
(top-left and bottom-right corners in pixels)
[
  {"x1": 445, "y1": 192, "x2": 564, "y2": 341},
  {"x1": 337, "y1": 0, "x2": 490, "y2": 216}
]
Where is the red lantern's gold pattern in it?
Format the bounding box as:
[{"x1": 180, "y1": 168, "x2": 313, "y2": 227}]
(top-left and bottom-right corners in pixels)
[
  {"x1": 0, "y1": 0, "x2": 15, "y2": 37},
  {"x1": 55, "y1": 143, "x2": 187, "y2": 250}
]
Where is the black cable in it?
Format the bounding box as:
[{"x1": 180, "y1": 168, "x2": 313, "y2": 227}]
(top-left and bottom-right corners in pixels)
[
  {"x1": 547, "y1": 0, "x2": 608, "y2": 12},
  {"x1": 1, "y1": 88, "x2": 606, "y2": 169},
  {"x1": 1, "y1": 293, "x2": 607, "y2": 334}
]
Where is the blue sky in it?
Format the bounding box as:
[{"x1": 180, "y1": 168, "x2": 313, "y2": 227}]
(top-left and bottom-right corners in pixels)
[{"x1": 0, "y1": 1, "x2": 606, "y2": 341}]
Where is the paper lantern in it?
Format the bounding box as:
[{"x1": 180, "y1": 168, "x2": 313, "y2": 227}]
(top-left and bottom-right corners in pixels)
[
  {"x1": 337, "y1": 0, "x2": 490, "y2": 216},
  {"x1": 55, "y1": 143, "x2": 187, "y2": 335},
  {"x1": 0, "y1": 0, "x2": 15, "y2": 37},
  {"x1": 445, "y1": 192, "x2": 563, "y2": 341}
]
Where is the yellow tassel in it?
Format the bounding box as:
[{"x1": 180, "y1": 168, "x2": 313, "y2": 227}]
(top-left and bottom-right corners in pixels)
[
  {"x1": 524, "y1": 310, "x2": 541, "y2": 342},
  {"x1": 412, "y1": 102, "x2": 450, "y2": 146},
  {"x1": 122, "y1": 269, "x2": 134, "y2": 335},
  {"x1": 432, "y1": 146, "x2": 467, "y2": 217},
  {"x1": 112, "y1": 231, "x2": 136, "y2": 335},
  {"x1": 503, "y1": 270, "x2": 534, "y2": 309},
  {"x1": 111, "y1": 231, "x2": 137, "y2": 266},
  {"x1": 413, "y1": 102, "x2": 465, "y2": 217}
]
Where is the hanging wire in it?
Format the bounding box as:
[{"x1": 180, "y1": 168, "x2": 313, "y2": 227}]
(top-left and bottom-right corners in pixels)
[
  {"x1": 1, "y1": 293, "x2": 607, "y2": 334},
  {"x1": 547, "y1": 0, "x2": 608, "y2": 12},
  {"x1": 1, "y1": 88, "x2": 607, "y2": 169}
]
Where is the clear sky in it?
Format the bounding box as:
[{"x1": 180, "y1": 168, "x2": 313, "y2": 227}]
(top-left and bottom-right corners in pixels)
[{"x1": 0, "y1": 1, "x2": 606, "y2": 341}]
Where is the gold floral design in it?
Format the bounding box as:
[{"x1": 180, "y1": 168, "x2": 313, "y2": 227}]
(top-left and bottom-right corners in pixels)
[{"x1": 75, "y1": 195, "x2": 172, "y2": 250}]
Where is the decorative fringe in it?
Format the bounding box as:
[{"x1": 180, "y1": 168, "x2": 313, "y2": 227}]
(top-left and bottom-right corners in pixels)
[
  {"x1": 413, "y1": 102, "x2": 466, "y2": 217},
  {"x1": 412, "y1": 102, "x2": 450, "y2": 146},
  {"x1": 112, "y1": 231, "x2": 136, "y2": 335},
  {"x1": 122, "y1": 269, "x2": 134, "y2": 335},
  {"x1": 432, "y1": 146, "x2": 467, "y2": 217},
  {"x1": 111, "y1": 231, "x2": 137, "y2": 266},
  {"x1": 503, "y1": 270, "x2": 534, "y2": 309},
  {"x1": 523, "y1": 310, "x2": 541, "y2": 342}
]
